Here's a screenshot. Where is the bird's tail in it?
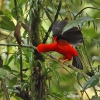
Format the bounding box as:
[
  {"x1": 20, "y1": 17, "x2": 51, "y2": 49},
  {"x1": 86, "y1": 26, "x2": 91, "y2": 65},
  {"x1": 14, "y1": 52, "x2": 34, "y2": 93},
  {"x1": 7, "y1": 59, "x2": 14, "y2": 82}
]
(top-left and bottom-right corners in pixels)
[{"x1": 72, "y1": 56, "x2": 83, "y2": 70}]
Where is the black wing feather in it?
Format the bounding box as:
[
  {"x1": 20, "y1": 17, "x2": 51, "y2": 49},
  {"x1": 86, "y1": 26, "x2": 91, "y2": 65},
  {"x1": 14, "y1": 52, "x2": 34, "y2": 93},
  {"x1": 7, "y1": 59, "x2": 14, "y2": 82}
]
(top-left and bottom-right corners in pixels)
[
  {"x1": 52, "y1": 20, "x2": 67, "y2": 37},
  {"x1": 62, "y1": 27, "x2": 83, "y2": 45},
  {"x1": 72, "y1": 56, "x2": 83, "y2": 69},
  {"x1": 52, "y1": 20, "x2": 83, "y2": 45}
]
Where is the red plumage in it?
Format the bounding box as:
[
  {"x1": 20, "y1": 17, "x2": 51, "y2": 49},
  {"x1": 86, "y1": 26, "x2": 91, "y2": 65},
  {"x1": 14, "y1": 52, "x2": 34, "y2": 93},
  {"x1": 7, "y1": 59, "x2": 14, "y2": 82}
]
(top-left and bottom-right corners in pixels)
[
  {"x1": 37, "y1": 19, "x2": 83, "y2": 69},
  {"x1": 37, "y1": 37, "x2": 78, "y2": 61}
]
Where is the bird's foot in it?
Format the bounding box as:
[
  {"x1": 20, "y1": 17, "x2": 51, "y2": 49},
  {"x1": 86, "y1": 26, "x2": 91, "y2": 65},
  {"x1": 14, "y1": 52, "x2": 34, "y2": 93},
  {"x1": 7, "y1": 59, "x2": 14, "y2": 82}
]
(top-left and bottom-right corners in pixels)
[
  {"x1": 57, "y1": 57, "x2": 68, "y2": 64},
  {"x1": 57, "y1": 57, "x2": 63, "y2": 61},
  {"x1": 62, "y1": 59, "x2": 68, "y2": 64}
]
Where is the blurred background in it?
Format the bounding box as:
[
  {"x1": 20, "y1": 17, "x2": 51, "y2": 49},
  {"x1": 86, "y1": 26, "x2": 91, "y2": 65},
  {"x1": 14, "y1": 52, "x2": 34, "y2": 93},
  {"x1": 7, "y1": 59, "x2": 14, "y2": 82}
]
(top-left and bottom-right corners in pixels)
[{"x1": 0, "y1": 0, "x2": 100, "y2": 100}]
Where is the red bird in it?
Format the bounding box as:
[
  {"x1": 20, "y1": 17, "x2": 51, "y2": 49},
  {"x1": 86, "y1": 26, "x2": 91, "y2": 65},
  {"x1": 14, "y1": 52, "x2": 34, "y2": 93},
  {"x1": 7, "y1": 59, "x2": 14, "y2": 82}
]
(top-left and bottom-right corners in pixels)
[{"x1": 37, "y1": 20, "x2": 83, "y2": 69}]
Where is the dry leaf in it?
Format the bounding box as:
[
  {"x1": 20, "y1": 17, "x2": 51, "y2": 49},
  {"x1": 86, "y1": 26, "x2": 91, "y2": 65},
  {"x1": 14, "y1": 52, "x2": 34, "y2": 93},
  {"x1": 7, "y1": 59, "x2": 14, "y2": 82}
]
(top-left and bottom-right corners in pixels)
[
  {"x1": 21, "y1": 23, "x2": 30, "y2": 33},
  {"x1": 21, "y1": 23, "x2": 32, "y2": 43},
  {"x1": 14, "y1": 23, "x2": 21, "y2": 45}
]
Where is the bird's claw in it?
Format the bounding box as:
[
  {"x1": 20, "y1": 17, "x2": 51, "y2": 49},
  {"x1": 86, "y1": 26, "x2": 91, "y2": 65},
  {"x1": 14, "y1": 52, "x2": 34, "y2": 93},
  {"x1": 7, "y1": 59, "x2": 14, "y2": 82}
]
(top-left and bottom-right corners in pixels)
[
  {"x1": 62, "y1": 59, "x2": 68, "y2": 64},
  {"x1": 57, "y1": 57, "x2": 62, "y2": 61},
  {"x1": 57, "y1": 57, "x2": 68, "y2": 64}
]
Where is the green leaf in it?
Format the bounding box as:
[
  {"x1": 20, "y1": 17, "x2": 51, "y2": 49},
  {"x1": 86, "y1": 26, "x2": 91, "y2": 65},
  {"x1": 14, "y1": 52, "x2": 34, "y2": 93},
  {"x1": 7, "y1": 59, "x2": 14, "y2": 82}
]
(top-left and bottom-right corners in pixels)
[
  {"x1": 47, "y1": 6, "x2": 54, "y2": 14},
  {"x1": 8, "y1": 88, "x2": 20, "y2": 94},
  {"x1": 76, "y1": 72, "x2": 82, "y2": 79},
  {"x1": 3, "y1": 65, "x2": 19, "y2": 73},
  {"x1": 51, "y1": 92, "x2": 62, "y2": 98},
  {"x1": 80, "y1": 0, "x2": 83, "y2": 5},
  {"x1": 92, "y1": 20, "x2": 98, "y2": 30},
  {"x1": 82, "y1": 73, "x2": 100, "y2": 92},
  {"x1": 0, "y1": 11, "x2": 3, "y2": 15},
  {"x1": 70, "y1": 0, "x2": 75, "y2": 3},
  {"x1": 48, "y1": 66, "x2": 60, "y2": 83},
  {"x1": 62, "y1": 16, "x2": 94, "y2": 33},
  {"x1": 37, "y1": 60, "x2": 46, "y2": 73},
  {"x1": 9, "y1": 77, "x2": 17, "y2": 86},
  {"x1": 0, "y1": 68, "x2": 7, "y2": 79},
  {"x1": 7, "y1": 55, "x2": 14, "y2": 65},
  {"x1": 45, "y1": 10, "x2": 52, "y2": 22},
  {"x1": 21, "y1": 82, "x2": 28, "y2": 90},
  {"x1": 0, "y1": 15, "x2": 15, "y2": 31},
  {"x1": 0, "y1": 93, "x2": 3, "y2": 99},
  {"x1": 93, "y1": 97, "x2": 100, "y2": 100},
  {"x1": 3, "y1": 65, "x2": 12, "y2": 71},
  {"x1": 13, "y1": 96, "x2": 23, "y2": 100}
]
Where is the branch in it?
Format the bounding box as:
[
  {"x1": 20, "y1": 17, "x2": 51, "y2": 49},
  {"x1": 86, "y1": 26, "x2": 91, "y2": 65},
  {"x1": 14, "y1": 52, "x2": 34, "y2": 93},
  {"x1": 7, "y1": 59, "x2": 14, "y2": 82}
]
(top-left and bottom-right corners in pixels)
[
  {"x1": 14, "y1": 0, "x2": 18, "y2": 21},
  {"x1": 0, "y1": 78, "x2": 10, "y2": 100},
  {"x1": 75, "y1": 7, "x2": 100, "y2": 19},
  {"x1": 60, "y1": 64, "x2": 90, "y2": 99},
  {"x1": 0, "y1": 33, "x2": 12, "y2": 41},
  {"x1": 14, "y1": 0, "x2": 23, "y2": 82},
  {"x1": 47, "y1": 53, "x2": 89, "y2": 78},
  {"x1": 0, "y1": 43, "x2": 89, "y2": 79},
  {"x1": 0, "y1": 43, "x2": 36, "y2": 49},
  {"x1": 43, "y1": 1, "x2": 62, "y2": 43},
  {"x1": 83, "y1": 41, "x2": 93, "y2": 71}
]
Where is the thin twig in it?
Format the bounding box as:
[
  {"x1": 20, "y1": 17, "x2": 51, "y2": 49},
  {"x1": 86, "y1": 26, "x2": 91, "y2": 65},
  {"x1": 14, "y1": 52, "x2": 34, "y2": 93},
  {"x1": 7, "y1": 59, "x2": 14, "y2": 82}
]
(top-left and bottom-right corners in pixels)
[
  {"x1": 47, "y1": 93, "x2": 60, "y2": 100},
  {"x1": 0, "y1": 43, "x2": 35, "y2": 49},
  {"x1": 14, "y1": 0, "x2": 18, "y2": 21},
  {"x1": 14, "y1": 0, "x2": 23, "y2": 83},
  {"x1": 0, "y1": 33, "x2": 12, "y2": 41},
  {"x1": 83, "y1": 41, "x2": 93, "y2": 72},
  {"x1": 0, "y1": 78, "x2": 10, "y2": 100},
  {"x1": 18, "y1": 46, "x2": 23, "y2": 82},
  {"x1": 75, "y1": 7, "x2": 100, "y2": 19},
  {"x1": 43, "y1": 0, "x2": 62, "y2": 43},
  {"x1": 66, "y1": 3, "x2": 72, "y2": 21},
  {"x1": 0, "y1": 43, "x2": 89, "y2": 78},
  {"x1": 93, "y1": 87, "x2": 98, "y2": 97},
  {"x1": 47, "y1": 52, "x2": 89, "y2": 78},
  {"x1": 0, "y1": 43, "x2": 92, "y2": 98},
  {"x1": 61, "y1": 65, "x2": 90, "y2": 100}
]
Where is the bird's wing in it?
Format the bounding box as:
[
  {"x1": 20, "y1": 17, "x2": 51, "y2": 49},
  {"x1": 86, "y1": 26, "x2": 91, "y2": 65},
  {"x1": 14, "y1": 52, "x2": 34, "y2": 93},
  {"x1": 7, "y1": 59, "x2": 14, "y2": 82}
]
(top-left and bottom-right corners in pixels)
[
  {"x1": 52, "y1": 20, "x2": 67, "y2": 37},
  {"x1": 62, "y1": 27, "x2": 83, "y2": 45},
  {"x1": 52, "y1": 20, "x2": 83, "y2": 45},
  {"x1": 72, "y1": 56, "x2": 83, "y2": 69}
]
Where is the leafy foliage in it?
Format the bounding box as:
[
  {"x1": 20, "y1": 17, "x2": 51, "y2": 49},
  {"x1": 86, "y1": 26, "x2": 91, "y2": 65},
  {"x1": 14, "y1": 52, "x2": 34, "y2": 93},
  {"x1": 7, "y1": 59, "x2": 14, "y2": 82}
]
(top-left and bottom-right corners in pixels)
[
  {"x1": 63, "y1": 16, "x2": 94, "y2": 33},
  {"x1": 0, "y1": 0, "x2": 100, "y2": 100},
  {"x1": 82, "y1": 73, "x2": 100, "y2": 92},
  {"x1": 0, "y1": 15, "x2": 15, "y2": 31}
]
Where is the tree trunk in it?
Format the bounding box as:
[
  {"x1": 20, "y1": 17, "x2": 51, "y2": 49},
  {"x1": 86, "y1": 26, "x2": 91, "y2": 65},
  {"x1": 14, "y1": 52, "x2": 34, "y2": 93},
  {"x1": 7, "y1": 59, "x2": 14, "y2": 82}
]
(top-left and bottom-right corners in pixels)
[{"x1": 30, "y1": 1, "x2": 47, "y2": 100}]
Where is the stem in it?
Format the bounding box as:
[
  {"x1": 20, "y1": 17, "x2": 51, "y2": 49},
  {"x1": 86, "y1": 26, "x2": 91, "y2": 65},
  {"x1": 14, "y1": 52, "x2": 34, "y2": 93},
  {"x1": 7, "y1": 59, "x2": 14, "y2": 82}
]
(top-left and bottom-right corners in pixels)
[
  {"x1": 47, "y1": 53, "x2": 89, "y2": 78},
  {"x1": 75, "y1": 7, "x2": 100, "y2": 19},
  {"x1": 61, "y1": 66, "x2": 90, "y2": 100},
  {"x1": 14, "y1": 0, "x2": 18, "y2": 21},
  {"x1": 93, "y1": 87, "x2": 98, "y2": 97},
  {"x1": 43, "y1": 1, "x2": 62, "y2": 43},
  {"x1": 0, "y1": 43, "x2": 36, "y2": 49},
  {"x1": 0, "y1": 57, "x2": 10, "y2": 100},
  {"x1": 66, "y1": 3, "x2": 72, "y2": 21},
  {"x1": 83, "y1": 41, "x2": 93, "y2": 72},
  {"x1": 0, "y1": 43, "x2": 89, "y2": 79},
  {"x1": 30, "y1": 1, "x2": 46, "y2": 100},
  {"x1": 18, "y1": 47, "x2": 23, "y2": 82},
  {"x1": 0, "y1": 78, "x2": 10, "y2": 100}
]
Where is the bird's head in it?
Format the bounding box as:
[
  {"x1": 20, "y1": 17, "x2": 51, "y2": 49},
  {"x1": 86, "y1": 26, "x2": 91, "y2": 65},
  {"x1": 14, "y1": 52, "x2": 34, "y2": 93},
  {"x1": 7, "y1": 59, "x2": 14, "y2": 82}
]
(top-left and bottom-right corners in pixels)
[{"x1": 37, "y1": 44, "x2": 46, "y2": 53}]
